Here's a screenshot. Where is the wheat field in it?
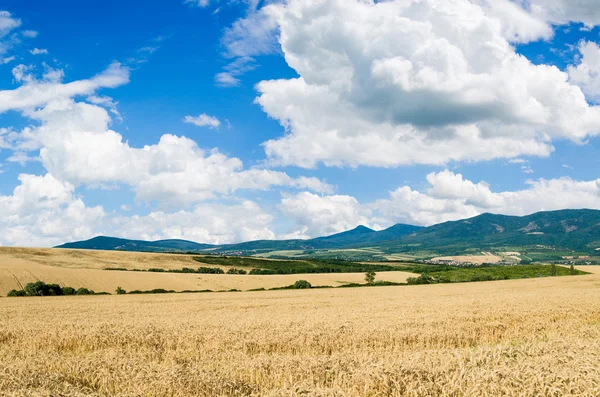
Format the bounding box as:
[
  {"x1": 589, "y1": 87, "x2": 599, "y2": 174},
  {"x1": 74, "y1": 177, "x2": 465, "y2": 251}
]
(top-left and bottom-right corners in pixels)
[
  {"x1": 0, "y1": 247, "x2": 414, "y2": 295},
  {"x1": 1, "y1": 267, "x2": 600, "y2": 396}
]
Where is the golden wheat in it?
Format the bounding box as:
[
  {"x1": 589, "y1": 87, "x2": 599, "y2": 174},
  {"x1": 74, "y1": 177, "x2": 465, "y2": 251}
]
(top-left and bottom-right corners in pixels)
[
  {"x1": 0, "y1": 247, "x2": 414, "y2": 294},
  {"x1": 1, "y1": 267, "x2": 600, "y2": 396}
]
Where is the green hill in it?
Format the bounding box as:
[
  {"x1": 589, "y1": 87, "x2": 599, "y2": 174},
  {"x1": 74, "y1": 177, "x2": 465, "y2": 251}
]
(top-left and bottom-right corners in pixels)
[
  {"x1": 56, "y1": 236, "x2": 215, "y2": 252},
  {"x1": 55, "y1": 210, "x2": 600, "y2": 260}
]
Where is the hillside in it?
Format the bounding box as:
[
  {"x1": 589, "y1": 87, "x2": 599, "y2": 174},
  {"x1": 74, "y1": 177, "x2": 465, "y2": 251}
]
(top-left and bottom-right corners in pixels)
[
  {"x1": 383, "y1": 209, "x2": 600, "y2": 254},
  {"x1": 54, "y1": 209, "x2": 600, "y2": 259},
  {"x1": 55, "y1": 224, "x2": 423, "y2": 253},
  {"x1": 56, "y1": 236, "x2": 215, "y2": 252}
]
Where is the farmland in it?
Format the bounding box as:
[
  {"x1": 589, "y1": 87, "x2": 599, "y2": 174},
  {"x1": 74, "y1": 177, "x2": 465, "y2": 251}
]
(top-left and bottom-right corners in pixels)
[
  {"x1": 1, "y1": 267, "x2": 599, "y2": 396},
  {"x1": 0, "y1": 247, "x2": 415, "y2": 295}
]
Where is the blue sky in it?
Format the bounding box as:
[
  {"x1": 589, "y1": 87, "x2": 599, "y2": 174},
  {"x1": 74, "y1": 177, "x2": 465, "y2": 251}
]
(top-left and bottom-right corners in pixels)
[{"x1": 1, "y1": 0, "x2": 600, "y2": 247}]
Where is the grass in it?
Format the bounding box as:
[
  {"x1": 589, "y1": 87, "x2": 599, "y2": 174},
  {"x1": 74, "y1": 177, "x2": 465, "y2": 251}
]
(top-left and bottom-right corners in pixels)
[
  {"x1": 428, "y1": 264, "x2": 588, "y2": 283},
  {"x1": 0, "y1": 267, "x2": 599, "y2": 396}
]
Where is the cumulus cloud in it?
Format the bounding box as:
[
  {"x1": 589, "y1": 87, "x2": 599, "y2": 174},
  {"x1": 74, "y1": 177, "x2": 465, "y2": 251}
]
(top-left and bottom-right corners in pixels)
[
  {"x1": 278, "y1": 191, "x2": 373, "y2": 238},
  {"x1": 568, "y1": 41, "x2": 600, "y2": 102},
  {"x1": 0, "y1": 174, "x2": 278, "y2": 246},
  {"x1": 112, "y1": 200, "x2": 276, "y2": 245},
  {"x1": 252, "y1": 0, "x2": 600, "y2": 168},
  {"x1": 528, "y1": 0, "x2": 600, "y2": 28},
  {"x1": 0, "y1": 174, "x2": 105, "y2": 247},
  {"x1": 11, "y1": 98, "x2": 332, "y2": 205},
  {"x1": 184, "y1": 113, "x2": 221, "y2": 128},
  {"x1": 373, "y1": 170, "x2": 600, "y2": 226}
]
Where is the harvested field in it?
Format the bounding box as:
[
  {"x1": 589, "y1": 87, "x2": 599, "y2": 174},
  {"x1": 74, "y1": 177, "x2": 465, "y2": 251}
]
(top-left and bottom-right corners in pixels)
[
  {"x1": 0, "y1": 248, "x2": 414, "y2": 295},
  {"x1": 0, "y1": 267, "x2": 599, "y2": 396},
  {"x1": 432, "y1": 253, "x2": 502, "y2": 264}
]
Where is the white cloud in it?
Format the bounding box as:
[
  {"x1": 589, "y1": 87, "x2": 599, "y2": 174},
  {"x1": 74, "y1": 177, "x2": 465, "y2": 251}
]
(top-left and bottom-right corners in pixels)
[
  {"x1": 215, "y1": 5, "x2": 280, "y2": 86},
  {"x1": 254, "y1": 0, "x2": 600, "y2": 168},
  {"x1": 374, "y1": 170, "x2": 600, "y2": 226},
  {"x1": 278, "y1": 191, "x2": 373, "y2": 238},
  {"x1": 215, "y1": 72, "x2": 240, "y2": 87},
  {"x1": 0, "y1": 174, "x2": 105, "y2": 247},
  {"x1": 568, "y1": 41, "x2": 600, "y2": 102},
  {"x1": 184, "y1": 0, "x2": 210, "y2": 7},
  {"x1": 222, "y1": 6, "x2": 280, "y2": 58},
  {"x1": 0, "y1": 11, "x2": 21, "y2": 40},
  {"x1": 0, "y1": 62, "x2": 130, "y2": 113},
  {"x1": 113, "y1": 200, "x2": 276, "y2": 244},
  {"x1": 0, "y1": 174, "x2": 278, "y2": 246},
  {"x1": 0, "y1": 55, "x2": 15, "y2": 64},
  {"x1": 21, "y1": 30, "x2": 37, "y2": 38},
  {"x1": 86, "y1": 95, "x2": 122, "y2": 122},
  {"x1": 183, "y1": 113, "x2": 221, "y2": 128},
  {"x1": 529, "y1": 0, "x2": 600, "y2": 28},
  {"x1": 473, "y1": 0, "x2": 553, "y2": 44},
  {"x1": 13, "y1": 99, "x2": 332, "y2": 205},
  {"x1": 29, "y1": 48, "x2": 48, "y2": 55}
]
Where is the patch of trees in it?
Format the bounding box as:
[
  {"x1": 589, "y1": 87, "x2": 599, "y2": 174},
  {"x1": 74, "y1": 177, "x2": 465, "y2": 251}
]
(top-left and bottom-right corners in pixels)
[
  {"x1": 192, "y1": 256, "x2": 399, "y2": 274},
  {"x1": 7, "y1": 281, "x2": 106, "y2": 297},
  {"x1": 105, "y1": 267, "x2": 226, "y2": 274}
]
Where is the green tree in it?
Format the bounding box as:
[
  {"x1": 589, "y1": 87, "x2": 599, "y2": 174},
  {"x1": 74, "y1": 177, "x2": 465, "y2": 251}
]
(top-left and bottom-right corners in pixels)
[
  {"x1": 293, "y1": 280, "x2": 312, "y2": 289},
  {"x1": 570, "y1": 264, "x2": 576, "y2": 275},
  {"x1": 365, "y1": 271, "x2": 376, "y2": 285},
  {"x1": 551, "y1": 263, "x2": 557, "y2": 277}
]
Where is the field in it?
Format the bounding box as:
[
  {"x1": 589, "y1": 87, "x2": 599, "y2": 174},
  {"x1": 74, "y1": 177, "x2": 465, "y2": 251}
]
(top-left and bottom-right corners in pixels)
[
  {"x1": 0, "y1": 267, "x2": 598, "y2": 396},
  {"x1": 0, "y1": 248, "x2": 415, "y2": 295}
]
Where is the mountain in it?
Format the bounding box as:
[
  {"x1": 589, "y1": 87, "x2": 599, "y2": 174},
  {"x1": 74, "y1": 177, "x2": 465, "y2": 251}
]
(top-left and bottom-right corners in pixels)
[
  {"x1": 383, "y1": 209, "x2": 600, "y2": 253},
  {"x1": 56, "y1": 236, "x2": 215, "y2": 252},
  {"x1": 55, "y1": 223, "x2": 422, "y2": 253},
  {"x1": 55, "y1": 209, "x2": 600, "y2": 256}
]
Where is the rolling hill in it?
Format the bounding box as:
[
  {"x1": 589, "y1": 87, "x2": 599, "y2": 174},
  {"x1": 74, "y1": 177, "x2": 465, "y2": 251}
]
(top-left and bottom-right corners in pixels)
[
  {"x1": 55, "y1": 209, "x2": 600, "y2": 258},
  {"x1": 56, "y1": 236, "x2": 215, "y2": 252},
  {"x1": 381, "y1": 209, "x2": 600, "y2": 254}
]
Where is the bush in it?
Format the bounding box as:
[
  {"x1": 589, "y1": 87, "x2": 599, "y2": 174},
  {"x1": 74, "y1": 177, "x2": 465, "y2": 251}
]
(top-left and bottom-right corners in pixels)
[
  {"x1": 62, "y1": 287, "x2": 76, "y2": 295},
  {"x1": 75, "y1": 288, "x2": 95, "y2": 295},
  {"x1": 115, "y1": 286, "x2": 127, "y2": 295},
  {"x1": 407, "y1": 274, "x2": 436, "y2": 285},
  {"x1": 197, "y1": 267, "x2": 225, "y2": 274},
  {"x1": 227, "y1": 268, "x2": 247, "y2": 275},
  {"x1": 249, "y1": 269, "x2": 277, "y2": 275},
  {"x1": 7, "y1": 289, "x2": 26, "y2": 297},
  {"x1": 293, "y1": 280, "x2": 312, "y2": 289}
]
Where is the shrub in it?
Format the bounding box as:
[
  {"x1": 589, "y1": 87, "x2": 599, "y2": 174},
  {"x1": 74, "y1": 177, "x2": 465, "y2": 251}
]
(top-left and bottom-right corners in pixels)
[
  {"x1": 249, "y1": 269, "x2": 277, "y2": 275},
  {"x1": 293, "y1": 280, "x2": 312, "y2": 289},
  {"x1": 75, "y1": 288, "x2": 94, "y2": 295},
  {"x1": 227, "y1": 268, "x2": 247, "y2": 275},
  {"x1": 116, "y1": 286, "x2": 127, "y2": 295},
  {"x1": 407, "y1": 274, "x2": 436, "y2": 285},
  {"x1": 7, "y1": 289, "x2": 26, "y2": 297},
  {"x1": 24, "y1": 281, "x2": 50, "y2": 296},
  {"x1": 197, "y1": 267, "x2": 225, "y2": 274},
  {"x1": 62, "y1": 287, "x2": 76, "y2": 295}
]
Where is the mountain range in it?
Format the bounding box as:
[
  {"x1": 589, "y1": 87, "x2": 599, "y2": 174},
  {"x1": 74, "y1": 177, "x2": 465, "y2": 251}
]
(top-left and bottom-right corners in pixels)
[{"x1": 56, "y1": 209, "x2": 600, "y2": 257}]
